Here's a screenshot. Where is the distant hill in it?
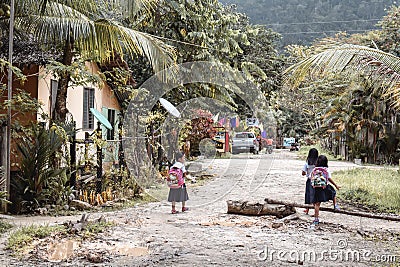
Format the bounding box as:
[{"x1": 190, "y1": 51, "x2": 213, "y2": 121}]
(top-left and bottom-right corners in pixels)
[{"x1": 220, "y1": 0, "x2": 394, "y2": 47}]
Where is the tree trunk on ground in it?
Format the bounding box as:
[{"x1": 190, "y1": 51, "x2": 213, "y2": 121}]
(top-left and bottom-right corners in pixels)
[
  {"x1": 54, "y1": 38, "x2": 74, "y2": 122},
  {"x1": 264, "y1": 198, "x2": 400, "y2": 222},
  {"x1": 226, "y1": 200, "x2": 296, "y2": 218}
]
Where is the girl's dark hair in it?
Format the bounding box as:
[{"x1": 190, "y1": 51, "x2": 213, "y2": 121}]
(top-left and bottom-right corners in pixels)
[
  {"x1": 316, "y1": 155, "x2": 328, "y2": 167},
  {"x1": 175, "y1": 151, "x2": 184, "y2": 160},
  {"x1": 307, "y1": 148, "x2": 319, "y2": 165}
]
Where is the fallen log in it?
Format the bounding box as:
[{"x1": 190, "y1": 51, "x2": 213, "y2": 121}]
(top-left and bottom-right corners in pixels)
[
  {"x1": 265, "y1": 198, "x2": 400, "y2": 222},
  {"x1": 226, "y1": 200, "x2": 296, "y2": 218}
]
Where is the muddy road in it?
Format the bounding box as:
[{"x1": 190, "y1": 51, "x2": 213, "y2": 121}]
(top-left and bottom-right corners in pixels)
[{"x1": 1, "y1": 150, "x2": 399, "y2": 266}]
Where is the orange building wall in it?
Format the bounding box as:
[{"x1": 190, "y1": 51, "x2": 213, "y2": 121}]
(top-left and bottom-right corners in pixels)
[{"x1": 0, "y1": 64, "x2": 40, "y2": 170}]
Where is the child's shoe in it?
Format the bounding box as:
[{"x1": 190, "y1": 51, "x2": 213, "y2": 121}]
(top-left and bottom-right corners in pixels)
[
  {"x1": 312, "y1": 218, "x2": 319, "y2": 225},
  {"x1": 182, "y1": 207, "x2": 189, "y2": 212},
  {"x1": 171, "y1": 209, "x2": 178, "y2": 214},
  {"x1": 334, "y1": 204, "x2": 341, "y2": 211}
]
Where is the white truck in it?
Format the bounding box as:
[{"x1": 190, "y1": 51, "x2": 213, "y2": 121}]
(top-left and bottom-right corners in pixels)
[{"x1": 231, "y1": 132, "x2": 259, "y2": 154}]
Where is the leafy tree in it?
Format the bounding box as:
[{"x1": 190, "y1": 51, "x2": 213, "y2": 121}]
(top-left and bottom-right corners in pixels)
[
  {"x1": 132, "y1": 1, "x2": 254, "y2": 97},
  {"x1": 131, "y1": 0, "x2": 283, "y2": 117},
  {"x1": 0, "y1": 0, "x2": 176, "y2": 122},
  {"x1": 377, "y1": 5, "x2": 400, "y2": 57},
  {"x1": 283, "y1": 33, "x2": 400, "y2": 162},
  {"x1": 284, "y1": 44, "x2": 400, "y2": 107},
  {"x1": 179, "y1": 109, "x2": 217, "y2": 157}
]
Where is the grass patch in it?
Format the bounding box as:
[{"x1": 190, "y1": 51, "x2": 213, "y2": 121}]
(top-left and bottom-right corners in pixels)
[
  {"x1": 0, "y1": 220, "x2": 13, "y2": 234},
  {"x1": 7, "y1": 220, "x2": 116, "y2": 254},
  {"x1": 334, "y1": 168, "x2": 400, "y2": 214},
  {"x1": 7, "y1": 224, "x2": 66, "y2": 253},
  {"x1": 81, "y1": 220, "x2": 115, "y2": 239}
]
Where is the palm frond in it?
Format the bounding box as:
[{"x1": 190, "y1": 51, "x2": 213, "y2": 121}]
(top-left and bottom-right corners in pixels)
[
  {"x1": 284, "y1": 44, "x2": 400, "y2": 85},
  {"x1": 284, "y1": 44, "x2": 400, "y2": 108},
  {"x1": 13, "y1": 0, "x2": 176, "y2": 73},
  {"x1": 114, "y1": 0, "x2": 157, "y2": 16}
]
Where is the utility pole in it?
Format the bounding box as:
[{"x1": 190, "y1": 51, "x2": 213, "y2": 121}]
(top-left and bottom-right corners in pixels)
[{"x1": 5, "y1": 0, "x2": 15, "y2": 213}]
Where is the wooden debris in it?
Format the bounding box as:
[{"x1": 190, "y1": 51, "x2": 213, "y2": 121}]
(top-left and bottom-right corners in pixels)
[
  {"x1": 275, "y1": 213, "x2": 300, "y2": 223},
  {"x1": 70, "y1": 200, "x2": 93, "y2": 210},
  {"x1": 265, "y1": 198, "x2": 400, "y2": 222},
  {"x1": 86, "y1": 252, "x2": 104, "y2": 263},
  {"x1": 226, "y1": 200, "x2": 296, "y2": 218}
]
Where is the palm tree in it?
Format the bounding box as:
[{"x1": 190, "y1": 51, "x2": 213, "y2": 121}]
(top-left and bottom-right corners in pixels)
[
  {"x1": 284, "y1": 43, "x2": 400, "y2": 162},
  {"x1": 284, "y1": 44, "x2": 400, "y2": 108},
  {"x1": 1, "y1": 0, "x2": 176, "y2": 121}
]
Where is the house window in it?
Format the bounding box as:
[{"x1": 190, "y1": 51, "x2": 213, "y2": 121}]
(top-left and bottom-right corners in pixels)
[
  {"x1": 107, "y1": 109, "x2": 116, "y2": 140},
  {"x1": 50, "y1": 79, "x2": 58, "y2": 118},
  {"x1": 83, "y1": 88, "x2": 95, "y2": 130}
]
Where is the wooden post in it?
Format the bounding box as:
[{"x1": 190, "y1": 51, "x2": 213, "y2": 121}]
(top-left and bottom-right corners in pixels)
[{"x1": 96, "y1": 122, "x2": 102, "y2": 194}]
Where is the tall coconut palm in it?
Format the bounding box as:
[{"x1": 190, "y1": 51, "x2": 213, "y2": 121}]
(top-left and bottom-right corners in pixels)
[
  {"x1": 284, "y1": 44, "x2": 400, "y2": 108},
  {"x1": 1, "y1": 0, "x2": 176, "y2": 121}
]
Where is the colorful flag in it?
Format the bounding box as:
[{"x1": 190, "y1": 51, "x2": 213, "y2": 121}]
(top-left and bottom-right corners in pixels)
[
  {"x1": 261, "y1": 130, "x2": 267, "y2": 138},
  {"x1": 230, "y1": 117, "x2": 237, "y2": 128}
]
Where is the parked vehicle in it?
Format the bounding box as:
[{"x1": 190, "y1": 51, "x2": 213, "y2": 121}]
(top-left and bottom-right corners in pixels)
[{"x1": 231, "y1": 132, "x2": 259, "y2": 154}]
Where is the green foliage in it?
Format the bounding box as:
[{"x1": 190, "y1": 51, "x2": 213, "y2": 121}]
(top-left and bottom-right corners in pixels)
[
  {"x1": 0, "y1": 166, "x2": 11, "y2": 204},
  {"x1": 103, "y1": 165, "x2": 141, "y2": 198},
  {"x1": 334, "y1": 168, "x2": 400, "y2": 213},
  {"x1": 6, "y1": 224, "x2": 66, "y2": 253},
  {"x1": 4, "y1": 0, "x2": 176, "y2": 121},
  {"x1": 82, "y1": 220, "x2": 114, "y2": 238},
  {"x1": 133, "y1": 0, "x2": 282, "y2": 103},
  {"x1": 3, "y1": 89, "x2": 42, "y2": 118},
  {"x1": 11, "y1": 124, "x2": 71, "y2": 213},
  {"x1": 0, "y1": 220, "x2": 13, "y2": 235},
  {"x1": 6, "y1": 220, "x2": 114, "y2": 255},
  {"x1": 281, "y1": 11, "x2": 400, "y2": 163},
  {"x1": 179, "y1": 110, "x2": 217, "y2": 156},
  {"x1": 44, "y1": 60, "x2": 105, "y2": 88},
  {"x1": 0, "y1": 59, "x2": 25, "y2": 80},
  {"x1": 298, "y1": 144, "x2": 338, "y2": 162},
  {"x1": 377, "y1": 5, "x2": 400, "y2": 57},
  {"x1": 198, "y1": 139, "x2": 217, "y2": 158}
]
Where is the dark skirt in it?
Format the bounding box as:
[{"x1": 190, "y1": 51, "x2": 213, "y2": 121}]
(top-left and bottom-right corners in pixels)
[
  {"x1": 325, "y1": 184, "x2": 336, "y2": 201},
  {"x1": 305, "y1": 179, "x2": 314, "y2": 204},
  {"x1": 311, "y1": 187, "x2": 330, "y2": 203},
  {"x1": 168, "y1": 185, "x2": 189, "y2": 202}
]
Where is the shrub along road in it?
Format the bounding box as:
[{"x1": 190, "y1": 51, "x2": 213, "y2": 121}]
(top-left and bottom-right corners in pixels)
[{"x1": 1, "y1": 150, "x2": 399, "y2": 266}]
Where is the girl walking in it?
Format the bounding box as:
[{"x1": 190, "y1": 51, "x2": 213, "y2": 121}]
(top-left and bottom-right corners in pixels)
[
  {"x1": 311, "y1": 155, "x2": 341, "y2": 225},
  {"x1": 168, "y1": 152, "x2": 189, "y2": 214},
  {"x1": 302, "y1": 148, "x2": 318, "y2": 215}
]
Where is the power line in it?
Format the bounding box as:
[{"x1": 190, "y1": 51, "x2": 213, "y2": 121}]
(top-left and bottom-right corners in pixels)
[
  {"x1": 281, "y1": 29, "x2": 379, "y2": 35},
  {"x1": 264, "y1": 18, "x2": 382, "y2": 27}
]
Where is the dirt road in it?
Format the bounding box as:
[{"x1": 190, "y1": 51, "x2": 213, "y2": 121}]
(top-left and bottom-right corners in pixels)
[{"x1": 1, "y1": 150, "x2": 399, "y2": 266}]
